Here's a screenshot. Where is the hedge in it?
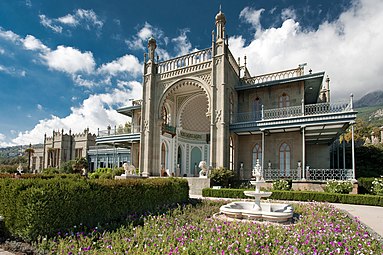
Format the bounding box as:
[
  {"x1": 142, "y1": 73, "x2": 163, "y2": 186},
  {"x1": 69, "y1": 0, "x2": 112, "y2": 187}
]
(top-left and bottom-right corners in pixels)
[
  {"x1": 202, "y1": 188, "x2": 383, "y2": 207},
  {"x1": 0, "y1": 177, "x2": 189, "y2": 241}
]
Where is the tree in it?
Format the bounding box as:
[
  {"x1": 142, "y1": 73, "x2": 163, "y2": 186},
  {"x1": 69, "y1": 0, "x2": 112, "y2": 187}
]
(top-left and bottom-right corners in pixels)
[
  {"x1": 72, "y1": 157, "x2": 88, "y2": 174},
  {"x1": 24, "y1": 144, "x2": 35, "y2": 172}
]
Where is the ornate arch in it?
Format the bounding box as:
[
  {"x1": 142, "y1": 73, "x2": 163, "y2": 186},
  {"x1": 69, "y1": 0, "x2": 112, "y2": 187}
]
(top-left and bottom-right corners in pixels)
[{"x1": 157, "y1": 77, "x2": 211, "y2": 119}]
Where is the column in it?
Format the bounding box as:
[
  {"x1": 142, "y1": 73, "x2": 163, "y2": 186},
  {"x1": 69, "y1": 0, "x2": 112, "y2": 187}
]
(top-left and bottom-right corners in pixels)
[
  {"x1": 342, "y1": 135, "x2": 346, "y2": 170},
  {"x1": 261, "y1": 131, "x2": 265, "y2": 179},
  {"x1": 302, "y1": 126, "x2": 306, "y2": 180},
  {"x1": 351, "y1": 123, "x2": 356, "y2": 179}
]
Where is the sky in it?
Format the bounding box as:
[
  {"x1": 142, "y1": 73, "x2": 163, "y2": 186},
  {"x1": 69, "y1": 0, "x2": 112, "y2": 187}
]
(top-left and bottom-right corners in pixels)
[{"x1": 0, "y1": 0, "x2": 382, "y2": 147}]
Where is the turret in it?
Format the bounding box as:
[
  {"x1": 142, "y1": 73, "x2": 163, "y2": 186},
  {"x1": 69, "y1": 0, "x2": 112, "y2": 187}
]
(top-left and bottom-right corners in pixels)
[
  {"x1": 147, "y1": 37, "x2": 157, "y2": 62},
  {"x1": 215, "y1": 7, "x2": 226, "y2": 42}
]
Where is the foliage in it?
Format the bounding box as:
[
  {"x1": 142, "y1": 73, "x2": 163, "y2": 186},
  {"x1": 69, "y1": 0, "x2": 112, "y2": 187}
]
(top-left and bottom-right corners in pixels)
[
  {"x1": 35, "y1": 201, "x2": 383, "y2": 254},
  {"x1": 88, "y1": 167, "x2": 124, "y2": 179},
  {"x1": 41, "y1": 167, "x2": 60, "y2": 175},
  {"x1": 371, "y1": 178, "x2": 383, "y2": 195},
  {"x1": 272, "y1": 179, "x2": 291, "y2": 190},
  {"x1": 202, "y1": 188, "x2": 383, "y2": 207},
  {"x1": 72, "y1": 157, "x2": 88, "y2": 173},
  {"x1": 0, "y1": 164, "x2": 19, "y2": 173},
  {"x1": 209, "y1": 167, "x2": 234, "y2": 187},
  {"x1": 0, "y1": 177, "x2": 188, "y2": 241},
  {"x1": 324, "y1": 180, "x2": 353, "y2": 194},
  {"x1": 353, "y1": 145, "x2": 383, "y2": 178},
  {"x1": 357, "y1": 177, "x2": 375, "y2": 194},
  {"x1": 0, "y1": 156, "x2": 27, "y2": 166},
  {"x1": 59, "y1": 160, "x2": 75, "y2": 174}
]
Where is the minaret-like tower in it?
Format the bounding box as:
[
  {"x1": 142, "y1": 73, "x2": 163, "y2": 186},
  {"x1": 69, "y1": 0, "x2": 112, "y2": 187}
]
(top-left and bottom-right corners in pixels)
[
  {"x1": 320, "y1": 75, "x2": 330, "y2": 102},
  {"x1": 210, "y1": 7, "x2": 231, "y2": 169},
  {"x1": 139, "y1": 37, "x2": 160, "y2": 176}
]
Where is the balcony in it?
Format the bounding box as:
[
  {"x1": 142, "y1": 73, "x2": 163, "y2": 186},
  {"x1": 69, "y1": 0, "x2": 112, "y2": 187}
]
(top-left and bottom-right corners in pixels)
[
  {"x1": 156, "y1": 48, "x2": 212, "y2": 80},
  {"x1": 162, "y1": 124, "x2": 176, "y2": 137},
  {"x1": 231, "y1": 96, "x2": 357, "y2": 136},
  {"x1": 96, "y1": 125, "x2": 141, "y2": 145}
]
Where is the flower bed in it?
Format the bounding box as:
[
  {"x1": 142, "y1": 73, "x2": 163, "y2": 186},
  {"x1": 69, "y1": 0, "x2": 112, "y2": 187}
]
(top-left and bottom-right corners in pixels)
[{"x1": 36, "y1": 201, "x2": 383, "y2": 254}]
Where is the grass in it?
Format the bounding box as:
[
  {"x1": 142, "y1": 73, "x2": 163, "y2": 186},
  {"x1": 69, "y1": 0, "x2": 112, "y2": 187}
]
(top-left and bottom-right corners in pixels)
[{"x1": 35, "y1": 200, "x2": 383, "y2": 254}]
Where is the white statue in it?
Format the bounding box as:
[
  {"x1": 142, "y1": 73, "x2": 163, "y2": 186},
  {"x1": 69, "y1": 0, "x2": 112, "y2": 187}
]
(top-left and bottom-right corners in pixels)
[
  {"x1": 252, "y1": 159, "x2": 262, "y2": 181},
  {"x1": 198, "y1": 161, "x2": 208, "y2": 178},
  {"x1": 123, "y1": 162, "x2": 136, "y2": 175}
]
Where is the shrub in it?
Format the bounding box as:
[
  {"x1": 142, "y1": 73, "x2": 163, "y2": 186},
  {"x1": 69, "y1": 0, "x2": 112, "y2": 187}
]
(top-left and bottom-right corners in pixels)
[
  {"x1": 209, "y1": 167, "x2": 234, "y2": 188},
  {"x1": 88, "y1": 167, "x2": 124, "y2": 179},
  {"x1": 324, "y1": 180, "x2": 353, "y2": 194},
  {"x1": 202, "y1": 188, "x2": 383, "y2": 207},
  {"x1": 358, "y1": 177, "x2": 375, "y2": 194},
  {"x1": 371, "y1": 178, "x2": 383, "y2": 195},
  {"x1": 0, "y1": 177, "x2": 189, "y2": 241},
  {"x1": 272, "y1": 179, "x2": 291, "y2": 190}
]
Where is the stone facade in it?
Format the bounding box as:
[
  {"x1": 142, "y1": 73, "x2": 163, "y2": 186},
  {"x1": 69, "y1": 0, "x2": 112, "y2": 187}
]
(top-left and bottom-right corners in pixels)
[
  {"x1": 107, "y1": 10, "x2": 357, "y2": 180},
  {"x1": 31, "y1": 129, "x2": 96, "y2": 171}
]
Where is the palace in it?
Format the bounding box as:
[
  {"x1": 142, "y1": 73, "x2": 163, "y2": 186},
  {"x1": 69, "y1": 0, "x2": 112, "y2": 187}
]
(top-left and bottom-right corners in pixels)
[{"x1": 96, "y1": 10, "x2": 357, "y2": 180}]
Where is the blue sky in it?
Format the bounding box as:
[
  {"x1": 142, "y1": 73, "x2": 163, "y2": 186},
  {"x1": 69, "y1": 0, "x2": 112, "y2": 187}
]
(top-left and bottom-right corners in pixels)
[{"x1": 1, "y1": 0, "x2": 382, "y2": 147}]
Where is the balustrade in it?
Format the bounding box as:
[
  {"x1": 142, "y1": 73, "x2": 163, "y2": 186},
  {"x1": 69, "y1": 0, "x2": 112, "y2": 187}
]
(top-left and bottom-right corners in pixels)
[
  {"x1": 262, "y1": 168, "x2": 352, "y2": 180},
  {"x1": 157, "y1": 48, "x2": 212, "y2": 74},
  {"x1": 232, "y1": 101, "x2": 353, "y2": 124},
  {"x1": 241, "y1": 67, "x2": 304, "y2": 86},
  {"x1": 97, "y1": 125, "x2": 140, "y2": 138}
]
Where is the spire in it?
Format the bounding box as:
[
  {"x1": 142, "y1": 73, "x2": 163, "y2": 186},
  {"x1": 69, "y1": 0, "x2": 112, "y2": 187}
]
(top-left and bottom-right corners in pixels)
[
  {"x1": 215, "y1": 6, "x2": 226, "y2": 42},
  {"x1": 147, "y1": 37, "x2": 157, "y2": 61}
]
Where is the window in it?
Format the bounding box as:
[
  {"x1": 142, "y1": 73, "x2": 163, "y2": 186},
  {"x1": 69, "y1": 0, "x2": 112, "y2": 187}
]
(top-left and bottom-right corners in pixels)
[
  {"x1": 279, "y1": 143, "x2": 291, "y2": 177},
  {"x1": 229, "y1": 137, "x2": 234, "y2": 171},
  {"x1": 279, "y1": 93, "x2": 290, "y2": 108},
  {"x1": 32, "y1": 157, "x2": 36, "y2": 170},
  {"x1": 75, "y1": 148, "x2": 83, "y2": 159},
  {"x1": 161, "y1": 142, "x2": 167, "y2": 170},
  {"x1": 253, "y1": 97, "x2": 262, "y2": 120},
  {"x1": 252, "y1": 144, "x2": 262, "y2": 169},
  {"x1": 229, "y1": 93, "x2": 234, "y2": 123}
]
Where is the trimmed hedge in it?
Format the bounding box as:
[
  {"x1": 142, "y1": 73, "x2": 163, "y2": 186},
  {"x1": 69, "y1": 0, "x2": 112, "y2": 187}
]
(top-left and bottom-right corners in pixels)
[
  {"x1": 202, "y1": 188, "x2": 383, "y2": 207},
  {"x1": 0, "y1": 177, "x2": 189, "y2": 241}
]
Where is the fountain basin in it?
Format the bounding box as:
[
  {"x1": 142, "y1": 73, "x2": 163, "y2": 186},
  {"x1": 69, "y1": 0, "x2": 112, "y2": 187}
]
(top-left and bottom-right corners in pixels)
[
  {"x1": 243, "y1": 190, "x2": 272, "y2": 198},
  {"x1": 220, "y1": 201, "x2": 293, "y2": 222}
]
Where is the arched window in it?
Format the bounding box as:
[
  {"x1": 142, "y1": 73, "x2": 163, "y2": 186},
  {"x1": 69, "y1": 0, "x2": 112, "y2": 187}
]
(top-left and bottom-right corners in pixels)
[
  {"x1": 279, "y1": 142, "x2": 291, "y2": 177},
  {"x1": 161, "y1": 142, "x2": 168, "y2": 172},
  {"x1": 279, "y1": 93, "x2": 290, "y2": 108},
  {"x1": 229, "y1": 93, "x2": 234, "y2": 123},
  {"x1": 253, "y1": 97, "x2": 262, "y2": 120},
  {"x1": 252, "y1": 144, "x2": 262, "y2": 169},
  {"x1": 229, "y1": 137, "x2": 234, "y2": 171}
]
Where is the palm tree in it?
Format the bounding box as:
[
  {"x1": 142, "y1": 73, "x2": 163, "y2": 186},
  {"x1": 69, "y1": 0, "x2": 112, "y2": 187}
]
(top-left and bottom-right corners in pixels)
[{"x1": 24, "y1": 144, "x2": 35, "y2": 172}]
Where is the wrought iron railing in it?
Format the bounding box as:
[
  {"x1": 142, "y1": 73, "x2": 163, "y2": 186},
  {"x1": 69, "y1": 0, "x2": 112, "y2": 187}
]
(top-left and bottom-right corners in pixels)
[
  {"x1": 162, "y1": 124, "x2": 176, "y2": 136},
  {"x1": 157, "y1": 48, "x2": 212, "y2": 74},
  {"x1": 232, "y1": 100, "x2": 353, "y2": 123},
  {"x1": 262, "y1": 168, "x2": 352, "y2": 181},
  {"x1": 305, "y1": 168, "x2": 353, "y2": 181},
  {"x1": 263, "y1": 168, "x2": 300, "y2": 180},
  {"x1": 241, "y1": 67, "x2": 304, "y2": 85}
]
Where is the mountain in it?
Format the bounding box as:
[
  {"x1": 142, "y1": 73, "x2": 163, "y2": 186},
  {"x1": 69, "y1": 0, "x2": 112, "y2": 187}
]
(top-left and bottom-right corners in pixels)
[{"x1": 354, "y1": 90, "x2": 383, "y2": 108}]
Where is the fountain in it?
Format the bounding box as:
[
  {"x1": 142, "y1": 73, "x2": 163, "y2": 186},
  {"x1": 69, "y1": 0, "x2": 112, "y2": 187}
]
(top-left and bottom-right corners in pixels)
[{"x1": 219, "y1": 160, "x2": 293, "y2": 222}]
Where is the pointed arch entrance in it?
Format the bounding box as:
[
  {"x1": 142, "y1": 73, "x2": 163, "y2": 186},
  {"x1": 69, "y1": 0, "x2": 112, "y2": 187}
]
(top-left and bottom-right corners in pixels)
[{"x1": 158, "y1": 78, "x2": 211, "y2": 176}]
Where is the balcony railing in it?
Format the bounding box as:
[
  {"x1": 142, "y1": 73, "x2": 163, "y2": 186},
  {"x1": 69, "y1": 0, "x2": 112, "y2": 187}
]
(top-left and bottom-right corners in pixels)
[
  {"x1": 240, "y1": 67, "x2": 304, "y2": 86},
  {"x1": 263, "y1": 168, "x2": 352, "y2": 181},
  {"x1": 162, "y1": 124, "x2": 176, "y2": 137},
  {"x1": 97, "y1": 125, "x2": 140, "y2": 138},
  {"x1": 157, "y1": 48, "x2": 212, "y2": 74},
  {"x1": 232, "y1": 99, "x2": 353, "y2": 123}
]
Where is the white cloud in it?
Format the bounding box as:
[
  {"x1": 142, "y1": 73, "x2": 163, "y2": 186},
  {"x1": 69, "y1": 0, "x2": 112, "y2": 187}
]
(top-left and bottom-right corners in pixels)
[
  {"x1": 0, "y1": 47, "x2": 4, "y2": 54},
  {"x1": 98, "y1": 54, "x2": 142, "y2": 77},
  {"x1": 39, "y1": 14, "x2": 63, "y2": 33},
  {"x1": 172, "y1": 29, "x2": 193, "y2": 56},
  {"x1": 239, "y1": 7, "x2": 264, "y2": 32},
  {"x1": 22, "y1": 35, "x2": 49, "y2": 52},
  {"x1": 57, "y1": 14, "x2": 77, "y2": 26},
  {"x1": 0, "y1": 133, "x2": 15, "y2": 148},
  {"x1": 281, "y1": 8, "x2": 297, "y2": 21},
  {"x1": 126, "y1": 22, "x2": 165, "y2": 51},
  {"x1": 0, "y1": 27, "x2": 21, "y2": 42},
  {"x1": 12, "y1": 82, "x2": 143, "y2": 145},
  {"x1": 0, "y1": 64, "x2": 26, "y2": 77},
  {"x1": 39, "y1": 9, "x2": 103, "y2": 33},
  {"x1": 42, "y1": 46, "x2": 95, "y2": 74},
  {"x1": 37, "y1": 104, "x2": 43, "y2": 111},
  {"x1": 230, "y1": 0, "x2": 383, "y2": 100}
]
